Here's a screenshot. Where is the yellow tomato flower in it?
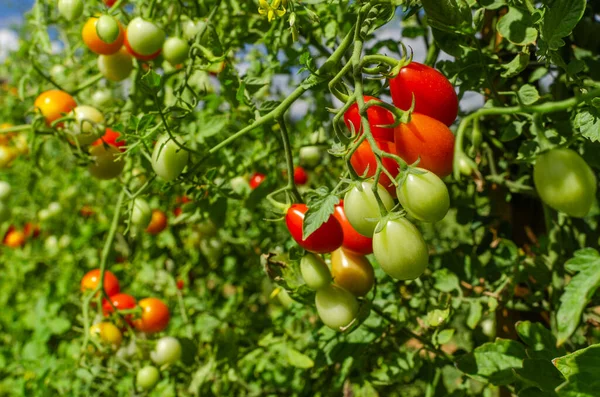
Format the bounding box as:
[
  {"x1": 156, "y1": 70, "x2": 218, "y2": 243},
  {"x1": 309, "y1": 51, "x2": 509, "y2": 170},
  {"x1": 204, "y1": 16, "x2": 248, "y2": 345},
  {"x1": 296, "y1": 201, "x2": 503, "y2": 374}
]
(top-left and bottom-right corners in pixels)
[{"x1": 258, "y1": 0, "x2": 288, "y2": 22}]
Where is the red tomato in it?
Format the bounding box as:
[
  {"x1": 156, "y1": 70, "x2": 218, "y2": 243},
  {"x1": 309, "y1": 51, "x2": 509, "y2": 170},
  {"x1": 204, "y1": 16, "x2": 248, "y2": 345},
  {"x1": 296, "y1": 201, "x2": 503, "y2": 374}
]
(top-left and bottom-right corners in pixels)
[
  {"x1": 81, "y1": 269, "x2": 120, "y2": 296},
  {"x1": 92, "y1": 128, "x2": 126, "y2": 152},
  {"x1": 104, "y1": 0, "x2": 117, "y2": 6},
  {"x1": 249, "y1": 172, "x2": 266, "y2": 189},
  {"x1": 389, "y1": 62, "x2": 458, "y2": 126},
  {"x1": 146, "y1": 209, "x2": 167, "y2": 235},
  {"x1": 393, "y1": 113, "x2": 455, "y2": 177},
  {"x1": 285, "y1": 203, "x2": 343, "y2": 253},
  {"x1": 343, "y1": 95, "x2": 395, "y2": 142},
  {"x1": 80, "y1": 205, "x2": 95, "y2": 217},
  {"x1": 102, "y1": 293, "x2": 136, "y2": 315},
  {"x1": 3, "y1": 229, "x2": 25, "y2": 248},
  {"x1": 173, "y1": 196, "x2": 192, "y2": 217},
  {"x1": 133, "y1": 298, "x2": 170, "y2": 334},
  {"x1": 176, "y1": 279, "x2": 184, "y2": 290},
  {"x1": 333, "y1": 201, "x2": 373, "y2": 255},
  {"x1": 294, "y1": 166, "x2": 308, "y2": 185},
  {"x1": 350, "y1": 140, "x2": 399, "y2": 196},
  {"x1": 24, "y1": 222, "x2": 41, "y2": 239}
]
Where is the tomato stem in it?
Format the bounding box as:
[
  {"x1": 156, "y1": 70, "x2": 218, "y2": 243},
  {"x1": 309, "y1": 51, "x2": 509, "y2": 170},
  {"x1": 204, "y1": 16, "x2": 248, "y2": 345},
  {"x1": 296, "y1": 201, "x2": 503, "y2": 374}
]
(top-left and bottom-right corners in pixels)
[{"x1": 278, "y1": 117, "x2": 302, "y2": 203}]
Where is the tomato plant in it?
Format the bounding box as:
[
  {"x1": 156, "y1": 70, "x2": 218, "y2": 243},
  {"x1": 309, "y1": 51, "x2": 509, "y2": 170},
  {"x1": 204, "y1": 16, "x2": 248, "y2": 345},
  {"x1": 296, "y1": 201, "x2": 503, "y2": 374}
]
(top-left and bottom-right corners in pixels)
[
  {"x1": 67, "y1": 106, "x2": 105, "y2": 146},
  {"x1": 293, "y1": 166, "x2": 308, "y2": 185},
  {"x1": 92, "y1": 128, "x2": 126, "y2": 152},
  {"x1": 249, "y1": 172, "x2": 266, "y2": 189},
  {"x1": 102, "y1": 293, "x2": 136, "y2": 317},
  {"x1": 350, "y1": 139, "x2": 399, "y2": 196},
  {"x1": 162, "y1": 37, "x2": 189, "y2": 66},
  {"x1": 88, "y1": 144, "x2": 125, "y2": 180},
  {"x1": 89, "y1": 322, "x2": 122, "y2": 348},
  {"x1": 285, "y1": 203, "x2": 343, "y2": 253},
  {"x1": 124, "y1": 17, "x2": 165, "y2": 60},
  {"x1": 133, "y1": 298, "x2": 170, "y2": 334}
]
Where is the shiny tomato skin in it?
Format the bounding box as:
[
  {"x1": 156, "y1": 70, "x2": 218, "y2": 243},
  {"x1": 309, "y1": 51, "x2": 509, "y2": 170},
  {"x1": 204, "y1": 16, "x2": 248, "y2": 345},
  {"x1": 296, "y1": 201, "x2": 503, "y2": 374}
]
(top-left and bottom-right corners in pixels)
[
  {"x1": 344, "y1": 95, "x2": 395, "y2": 142},
  {"x1": 151, "y1": 135, "x2": 189, "y2": 181},
  {"x1": 343, "y1": 181, "x2": 395, "y2": 237},
  {"x1": 300, "y1": 253, "x2": 332, "y2": 290},
  {"x1": 285, "y1": 203, "x2": 343, "y2": 254},
  {"x1": 294, "y1": 166, "x2": 308, "y2": 185},
  {"x1": 397, "y1": 168, "x2": 450, "y2": 222},
  {"x1": 81, "y1": 269, "x2": 120, "y2": 296},
  {"x1": 68, "y1": 105, "x2": 105, "y2": 146},
  {"x1": 102, "y1": 293, "x2": 136, "y2": 316},
  {"x1": 393, "y1": 113, "x2": 455, "y2": 178},
  {"x1": 34, "y1": 90, "x2": 77, "y2": 125},
  {"x1": 389, "y1": 62, "x2": 458, "y2": 126},
  {"x1": 82, "y1": 17, "x2": 124, "y2": 55},
  {"x1": 249, "y1": 172, "x2": 266, "y2": 189},
  {"x1": 133, "y1": 298, "x2": 170, "y2": 334},
  {"x1": 163, "y1": 37, "x2": 189, "y2": 66},
  {"x1": 150, "y1": 336, "x2": 182, "y2": 365},
  {"x1": 88, "y1": 144, "x2": 125, "y2": 180},
  {"x1": 92, "y1": 128, "x2": 126, "y2": 152},
  {"x1": 333, "y1": 201, "x2": 373, "y2": 255},
  {"x1": 146, "y1": 209, "x2": 167, "y2": 235},
  {"x1": 136, "y1": 366, "x2": 159, "y2": 390},
  {"x1": 90, "y1": 322, "x2": 122, "y2": 348},
  {"x1": 331, "y1": 248, "x2": 375, "y2": 297},
  {"x1": 97, "y1": 47, "x2": 133, "y2": 82},
  {"x1": 350, "y1": 139, "x2": 399, "y2": 196},
  {"x1": 315, "y1": 284, "x2": 359, "y2": 330},
  {"x1": 124, "y1": 18, "x2": 164, "y2": 59}
]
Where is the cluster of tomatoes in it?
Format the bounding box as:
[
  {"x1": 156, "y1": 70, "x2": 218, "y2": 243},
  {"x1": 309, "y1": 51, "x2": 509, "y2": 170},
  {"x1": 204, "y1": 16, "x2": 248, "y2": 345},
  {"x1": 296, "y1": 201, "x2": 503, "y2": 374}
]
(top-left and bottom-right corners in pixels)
[
  {"x1": 81, "y1": 269, "x2": 180, "y2": 391},
  {"x1": 249, "y1": 165, "x2": 309, "y2": 190},
  {"x1": 282, "y1": 61, "x2": 458, "y2": 331}
]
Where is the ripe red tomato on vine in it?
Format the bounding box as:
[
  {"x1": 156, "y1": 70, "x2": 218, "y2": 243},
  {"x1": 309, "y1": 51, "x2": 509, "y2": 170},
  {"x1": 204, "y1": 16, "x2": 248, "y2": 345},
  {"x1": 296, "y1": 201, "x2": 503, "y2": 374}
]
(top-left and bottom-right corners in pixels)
[
  {"x1": 81, "y1": 269, "x2": 120, "y2": 297},
  {"x1": 92, "y1": 129, "x2": 126, "y2": 152},
  {"x1": 333, "y1": 201, "x2": 373, "y2": 255},
  {"x1": 285, "y1": 203, "x2": 343, "y2": 253},
  {"x1": 343, "y1": 95, "x2": 395, "y2": 142},
  {"x1": 350, "y1": 140, "x2": 399, "y2": 196},
  {"x1": 293, "y1": 166, "x2": 308, "y2": 185},
  {"x1": 133, "y1": 298, "x2": 170, "y2": 333},
  {"x1": 249, "y1": 172, "x2": 266, "y2": 189}
]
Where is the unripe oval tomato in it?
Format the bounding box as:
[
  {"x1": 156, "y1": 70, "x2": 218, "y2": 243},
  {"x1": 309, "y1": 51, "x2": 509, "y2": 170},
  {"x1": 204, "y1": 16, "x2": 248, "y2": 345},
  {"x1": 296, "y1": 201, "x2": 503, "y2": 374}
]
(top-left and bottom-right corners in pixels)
[
  {"x1": 150, "y1": 336, "x2": 182, "y2": 365},
  {"x1": 68, "y1": 106, "x2": 105, "y2": 145},
  {"x1": 133, "y1": 297, "x2": 170, "y2": 334},
  {"x1": 81, "y1": 269, "x2": 120, "y2": 296},
  {"x1": 533, "y1": 148, "x2": 597, "y2": 217},
  {"x1": 151, "y1": 135, "x2": 189, "y2": 182},
  {"x1": 0, "y1": 201, "x2": 10, "y2": 224},
  {"x1": 393, "y1": 113, "x2": 455, "y2": 177},
  {"x1": 344, "y1": 96, "x2": 395, "y2": 142},
  {"x1": 90, "y1": 322, "x2": 122, "y2": 348},
  {"x1": 344, "y1": 181, "x2": 394, "y2": 237},
  {"x1": 300, "y1": 253, "x2": 332, "y2": 290},
  {"x1": 88, "y1": 144, "x2": 125, "y2": 180},
  {"x1": 294, "y1": 166, "x2": 308, "y2": 185},
  {"x1": 146, "y1": 209, "x2": 167, "y2": 235},
  {"x1": 350, "y1": 140, "x2": 399, "y2": 196},
  {"x1": 0, "y1": 181, "x2": 11, "y2": 200},
  {"x1": 397, "y1": 168, "x2": 450, "y2": 222},
  {"x1": 163, "y1": 37, "x2": 189, "y2": 66},
  {"x1": 249, "y1": 172, "x2": 266, "y2": 189},
  {"x1": 285, "y1": 203, "x2": 343, "y2": 253},
  {"x1": 34, "y1": 90, "x2": 77, "y2": 125},
  {"x1": 3, "y1": 229, "x2": 25, "y2": 248},
  {"x1": 315, "y1": 284, "x2": 359, "y2": 330},
  {"x1": 299, "y1": 146, "x2": 322, "y2": 168},
  {"x1": 57, "y1": 0, "x2": 83, "y2": 21},
  {"x1": 136, "y1": 366, "x2": 160, "y2": 391},
  {"x1": 389, "y1": 62, "x2": 458, "y2": 126},
  {"x1": 373, "y1": 218, "x2": 428, "y2": 280},
  {"x1": 131, "y1": 198, "x2": 152, "y2": 228},
  {"x1": 333, "y1": 201, "x2": 373, "y2": 255},
  {"x1": 331, "y1": 248, "x2": 374, "y2": 297},
  {"x1": 98, "y1": 47, "x2": 133, "y2": 82},
  {"x1": 82, "y1": 16, "x2": 124, "y2": 55},
  {"x1": 125, "y1": 18, "x2": 165, "y2": 58},
  {"x1": 92, "y1": 128, "x2": 126, "y2": 152}
]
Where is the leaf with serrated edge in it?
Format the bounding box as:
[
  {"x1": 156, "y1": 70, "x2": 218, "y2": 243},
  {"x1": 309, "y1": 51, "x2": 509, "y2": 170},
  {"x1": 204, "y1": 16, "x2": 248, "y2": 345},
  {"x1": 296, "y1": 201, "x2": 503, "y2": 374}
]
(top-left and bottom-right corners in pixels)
[
  {"x1": 302, "y1": 193, "x2": 339, "y2": 240},
  {"x1": 553, "y1": 343, "x2": 600, "y2": 396},
  {"x1": 456, "y1": 339, "x2": 527, "y2": 385}
]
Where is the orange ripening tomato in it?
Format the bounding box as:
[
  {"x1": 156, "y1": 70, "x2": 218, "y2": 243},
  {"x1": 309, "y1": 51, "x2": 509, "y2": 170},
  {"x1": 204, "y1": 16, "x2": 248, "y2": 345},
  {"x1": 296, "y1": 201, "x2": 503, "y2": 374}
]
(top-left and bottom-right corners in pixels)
[
  {"x1": 350, "y1": 140, "x2": 399, "y2": 196},
  {"x1": 393, "y1": 113, "x2": 455, "y2": 178},
  {"x1": 34, "y1": 90, "x2": 77, "y2": 125},
  {"x1": 146, "y1": 209, "x2": 167, "y2": 235},
  {"x1": 133, "y1": 298, "x2": 170, "y2": 333},
  {"x1": 333, "y1": 201, "x2": 373, "y2": 256},
  {"x1": 82, "y1": 17, "x2": 124, "y2": 55},
  {"x1": 343, "y1": 95, "x2": 395, "y2": 142},
  {"x1": 3, "y1": 229, "x2": 26, "y2": 248},
  {"x1": 92, "y1": 128, "x2": 126, "y2": 152},
  {"x1": 331, "y1": 248, "x2": 375, "y2": 297},
  {"x1": 81, "y1": 269, "x2": 120, "y2": 297}
]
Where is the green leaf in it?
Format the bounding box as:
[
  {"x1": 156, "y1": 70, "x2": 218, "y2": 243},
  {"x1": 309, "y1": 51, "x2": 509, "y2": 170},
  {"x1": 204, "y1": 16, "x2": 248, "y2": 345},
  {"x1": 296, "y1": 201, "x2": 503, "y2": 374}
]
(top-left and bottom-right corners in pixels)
[
  {"x1": 456, "y1": 339, "x2": 527, "y2": 385},
  {"x1": 514, "y1": 358, "x2": 565, "y2": 393},
  {"x1": 501, "y1": 120, "x2": 527, "y2": 142},
  {"x1": 516, "y1": 321, "x2": 565, "y2": 361},
  {"x1": 432, "y1": 268, "x2": 460, "y2": 292},
  {"x1": 501, "y1": 52, "x2": 529, "y2": 78},
  {"x1": 574, "y1": 108, "x2": 600, "y2": 142},
  {"x1": 421, "y1": 0, "x2": 473, "y2": 33},
  {"x1": 518, "y1": 84, "x2": 540, "y2": 105},
  {"x1": 497, "y1": 7, "x2": 538, "y2": 46},
  {"x1": 553, "y1": 344, "x2": 600, "y2": 396},
  {"x1": 285, "y1": 347, "x2": 314, "y2": 369},
  {"x1": 541, "y1": 0, "x2": 586, "y2": 51},
  {"x1": 556, "y1": 248, "x2": 600, "y2": 346},
  {"x1": 302, "y1": 191, "x2": 339, "y2": 240},
  {"x1": 140, "y1": 69, "x2": 162, "y2": 93},
  {"x1": 467, "y1": 301, "x2": 483, "y2": 330},
  {"x1": 427, "y1": 308, "x2": 450, "y2": 327},
  {"x1": 480, "y1": 0, "x2": 506, "y2": 10},
  {"x1": 437, "y1": 328, "x2": 455, "y2": 345}
]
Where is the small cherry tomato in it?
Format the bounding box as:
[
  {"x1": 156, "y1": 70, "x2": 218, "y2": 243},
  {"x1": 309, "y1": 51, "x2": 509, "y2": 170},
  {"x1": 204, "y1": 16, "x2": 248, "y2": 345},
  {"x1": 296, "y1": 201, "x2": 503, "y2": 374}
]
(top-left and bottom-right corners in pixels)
[
  {"x1": 299, "y1": 146, "x2": 322, "y2": 168},
  {"x1": 315, "y1": 284, "x2": 359, "y2": 331},
  {"x1": 67, "y1": 106, "x2": 105, "y2": 146},
  {"x1": 176, "y1": 279, "x2": 184, "y2": 290},
  {"x1": 92, "y1": 128, "x2": 126, "y2": 152},
  {"x1": 344, "y1": 95, "x2": 395, "y2": 142},
  {"x1": 173, "y1": 195, "x2": 192, "y2": 217},
  {"x1": 3, "y1": 229, "x2": 25, "y2": 248},
  {"x1": 350, "y1": 139, "x2": 399, "y2": 196},
  {"x1": 82, "y1": 16, "x2": 124, "y2": 55},
  {"x1": 397, "y1": 168, "x2": 450, "y2": 222},
  {"x1": 389, "y1": 62, "x2": 458, "y2": 126},
  {"x1": 294, "y1": 166, "x2": 308, "y2": 185},
  {"x1": 333, "y1": 201, "x2": 373, "y2": 256},
  {"x1": 146, "y1": 209, "x2": 167, "y2": 235},
  {"x1": 124, "y1": 17, "x2": 165, "y2": 60},
  {"x1": 163, "y1": 37, "x2": 189, "y2": 66},
  {"x1": 151, "y1": 135, "x2": 189, "y2": 182},
  {"x1": 81, "y1": 269, "x2": 120, "y2": 296},
  {"x1": 373, "y1": 217, "x2": 428, "y2": 280},
  {"x1": 57, "y1": 0, "x2": 83, "y2": 21},
  {"x1": 285, "y1": 203, "x2": 344, "y2": 254},
  {"x1": 249, "y1": 172, "x2": 266, "y2": 189},
  {"x1": 136, "y1": 366, "x2": 159, "y2": 391},
  {"x1": 102, "y1": 292, "x2": 136, "y2": 315},
  {"x1": 131, "y1": 198, "x2": 152, "y2": 228},
  {"x1": 300, "y1": 253, "x2": 332, "y2": 290},
  {"x1": 88, "y1": 144, "x2": 125, "y2": 180},
  {"x1": 150, "y1": 336, "x2": 182, "y2": 365},
  {"x1": 34, "y1": 90, "x2": 77, "y2": 125},
  {"x1": 98, "y1": 47, "x2": 133, "y2": 82},
  {"x1": 80, "y1": 205, "x2": 95, "y2": 217},
  {"x1": 344, "y1": 181, "x2": 394, "y2": 237},
  {"x1": 393, "y1": 113, "x2": 455, "y2": 178},
  {"x1": 133, "y1": 297, "x2": 170, "y2": 334},
  {"x1": 331, "y1": 248, "x2": 374, "y2": 297},
  {"x1": 90, "y1": 322, "x2": 122, "y2": 348}
]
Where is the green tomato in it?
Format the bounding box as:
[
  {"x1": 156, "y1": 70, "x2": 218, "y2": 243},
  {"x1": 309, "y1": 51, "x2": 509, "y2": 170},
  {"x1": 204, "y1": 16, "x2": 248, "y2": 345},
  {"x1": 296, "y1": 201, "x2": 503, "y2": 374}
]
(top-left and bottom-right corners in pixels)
[
  {"x1": 182, "y1": 19, "x2": 208, "y2": 41},
  {"x1": 276, "y1": 288, "x2": 295, "y2": 307},
  {"x1": 98, "y1": 47, "x2": 133, "y2": 82},
  {"x1": 91, "y1": 89, "x2": 113, "y2": 108},
  {"x1": 136, "y1": 366, "x2": 159, "y2": 391},
  {"x1": 131, "y1": 198, "x2": 151, "y2": 228},
  {"x1": 88, "y1": 144, "x2": 124, "y2": 180},
  {"x1": 126, "y1": 17, "x2": 165, "y2": 56},
  {"x1": 533, "y1": 148, "x2": 597, "y2": 218},
  {"x1": 373, "y1": 217, "x2": 428, "y2": 280},
  {"x1": 315, "y1": 284, "x2": 358, "y2": 331},
  {"x1": 344, "y1": 181, "x2": 394, "y2": 237},
  {"x1": 96, "y1": 15, "x2": 120, "y2": 44},
  {"x1": 68, "y1": 106, "x2": 104, "y2": 145},
  {"x1": 48, "y1": 202, "x2": 62, "y2": 216},
  {"x1": 163, "y1": 37, "x2": 189, "y2": 66},
  {"x1": 299, "y1": 146, "x2": 322, "y2": 168},
  {"x1": 150, "y1": 336, "x2": 182, "y2": 366},
  {"x1": 0, "y1": 201, "x2": 10, "y2": 224},
  {"x1": 0, "y1": 181, "x2": 11, "y2": 200},
  {"x1": 57, "y1": 0, "x2": 83, "y2": 21},
  {"x1": 397, "y1": 168, "x2": 449, "y2": 222},
  {"x1": 300, "y1": 253, "x2": 331, "y2": 290},
  {"x1": 151, "y1": 135, "x2": 189, "y2": 181}
]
